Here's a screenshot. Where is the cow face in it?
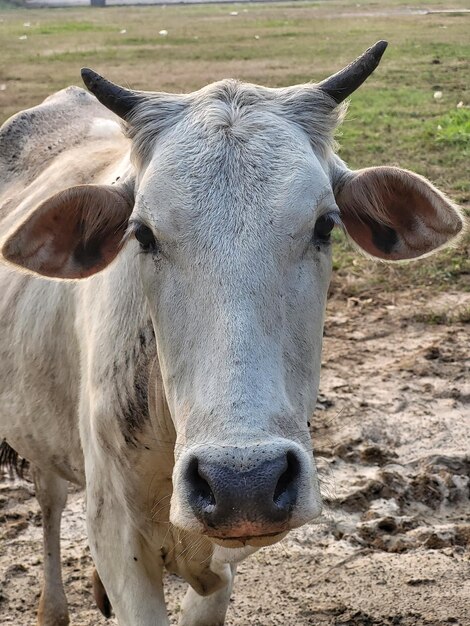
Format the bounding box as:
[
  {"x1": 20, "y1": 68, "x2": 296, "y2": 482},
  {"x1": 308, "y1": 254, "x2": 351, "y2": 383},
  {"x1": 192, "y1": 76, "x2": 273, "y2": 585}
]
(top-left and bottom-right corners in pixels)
[
  {"x1": 2, "y1": 48, "x2": 463, "y2": 547},
  {"x1": 131, "y1": 91, "x2": 336, "y2": 542}
]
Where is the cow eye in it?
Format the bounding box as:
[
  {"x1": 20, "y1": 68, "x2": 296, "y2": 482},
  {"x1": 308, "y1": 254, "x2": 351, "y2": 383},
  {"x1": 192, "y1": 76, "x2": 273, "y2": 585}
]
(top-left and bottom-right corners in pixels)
[
  {"x1": 134, "y1": 224, "x2": 157, "y2": 252},
  {"x1": 313, "y1": 214, "x2": 336, "y2": 243}
]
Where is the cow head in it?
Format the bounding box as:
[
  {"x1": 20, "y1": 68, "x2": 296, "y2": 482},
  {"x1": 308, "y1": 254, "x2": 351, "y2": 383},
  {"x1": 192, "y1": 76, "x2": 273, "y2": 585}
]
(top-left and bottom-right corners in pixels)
[{"x1": 1, "y1": 43, "x2": 463, "y2": 547}]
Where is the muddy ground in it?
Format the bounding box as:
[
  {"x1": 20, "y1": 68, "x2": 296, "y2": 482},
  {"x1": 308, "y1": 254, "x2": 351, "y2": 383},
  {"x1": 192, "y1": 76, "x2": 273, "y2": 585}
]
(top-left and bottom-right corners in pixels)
[{"x1": 1, "y1": 287, "x2": 469, "y2": 626}]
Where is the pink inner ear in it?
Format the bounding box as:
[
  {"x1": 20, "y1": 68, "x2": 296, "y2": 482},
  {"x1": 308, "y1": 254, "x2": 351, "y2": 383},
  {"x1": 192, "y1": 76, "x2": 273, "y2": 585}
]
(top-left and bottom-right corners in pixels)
[
  {"x1": 336, "y1": 166, "x2": 464, "y2": 261},
  {"x1": 2, "y1": 185, "x2": 133, "y2": 279}
]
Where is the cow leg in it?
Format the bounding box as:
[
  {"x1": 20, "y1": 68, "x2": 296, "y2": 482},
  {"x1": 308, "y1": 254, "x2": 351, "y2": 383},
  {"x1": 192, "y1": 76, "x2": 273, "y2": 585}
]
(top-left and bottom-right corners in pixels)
[
  {"x1": 32, "y1": 466, "x2": 69, "y2": 626},
  {"x1": 178, "y1": 564, "x2": 237, "y2": 626},
  {"x1": 86, "y1": 480, "x2": 170, "y2": 626}
]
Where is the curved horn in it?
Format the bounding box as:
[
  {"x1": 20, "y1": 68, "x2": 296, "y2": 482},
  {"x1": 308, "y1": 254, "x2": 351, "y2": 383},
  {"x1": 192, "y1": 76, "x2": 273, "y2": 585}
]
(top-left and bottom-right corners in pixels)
[
  {"x1": 81, "y1": 68, "x2": 143, "y2": 120},
  {"x1": 319, "y1": 40, "x2": 388, "y2": 104}
]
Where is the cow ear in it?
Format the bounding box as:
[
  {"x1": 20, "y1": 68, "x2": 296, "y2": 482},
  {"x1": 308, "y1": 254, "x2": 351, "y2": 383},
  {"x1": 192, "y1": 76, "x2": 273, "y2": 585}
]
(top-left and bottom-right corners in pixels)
[
  {"x1": 1, "y1": 184, "x2": 133, "y2": 279},
  {"x1": 335, "y1": 166, "x2": 465, "y2": 260}
]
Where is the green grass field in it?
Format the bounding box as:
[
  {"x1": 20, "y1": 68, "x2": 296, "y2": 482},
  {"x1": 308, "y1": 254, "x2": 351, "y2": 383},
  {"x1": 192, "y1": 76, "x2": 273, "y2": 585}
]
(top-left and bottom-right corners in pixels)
[{"x1": 0, "y1": 0, "x2": 468, "y2": 292}]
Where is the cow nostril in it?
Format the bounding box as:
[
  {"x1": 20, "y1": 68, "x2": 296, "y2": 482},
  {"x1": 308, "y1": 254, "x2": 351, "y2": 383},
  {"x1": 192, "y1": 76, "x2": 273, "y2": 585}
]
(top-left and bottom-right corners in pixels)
[
  {"x1": 186, "y1": 457, "x2": 216, "y2": 511},
  {"x1": 273, "y1": 451, "x2": 300, "y2": 509}
]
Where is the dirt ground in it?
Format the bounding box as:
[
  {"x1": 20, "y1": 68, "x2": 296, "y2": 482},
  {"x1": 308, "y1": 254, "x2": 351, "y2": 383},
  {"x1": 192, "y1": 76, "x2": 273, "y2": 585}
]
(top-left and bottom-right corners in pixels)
[{"x1": 1, "y1": 287, "x2": 469, "y2": 626}]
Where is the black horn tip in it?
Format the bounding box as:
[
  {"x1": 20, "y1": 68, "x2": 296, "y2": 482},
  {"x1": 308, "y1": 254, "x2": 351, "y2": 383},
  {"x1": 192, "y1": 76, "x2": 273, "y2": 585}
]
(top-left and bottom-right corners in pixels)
[
  {"x1": 369, "y1": 40, "x2": 388, "y2": 63},
  {"x1": 319, "y1": 40, "x2": 389, "y2": 104},
  {"x1": 79, "y1": 68, "x2": 141, "y2": 120},
  {"x1": 81, "y1": 67, "x2": 100, "y2": 89},
  {"x1": 372, "y1": 40, "x2": 388, "y2": 54}
]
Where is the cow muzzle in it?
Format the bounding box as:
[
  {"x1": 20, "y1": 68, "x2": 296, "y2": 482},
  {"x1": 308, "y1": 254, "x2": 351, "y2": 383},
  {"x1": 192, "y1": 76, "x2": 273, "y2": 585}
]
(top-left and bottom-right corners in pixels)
[{"x1": 172, "y1": 441, "x2": 321, "y2": 545}]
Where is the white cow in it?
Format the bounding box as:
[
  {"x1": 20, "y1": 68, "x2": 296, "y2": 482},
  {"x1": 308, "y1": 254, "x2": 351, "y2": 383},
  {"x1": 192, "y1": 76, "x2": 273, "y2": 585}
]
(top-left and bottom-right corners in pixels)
[{"x1": 0, "y1": 42, "x2": 464, "y2": 626}]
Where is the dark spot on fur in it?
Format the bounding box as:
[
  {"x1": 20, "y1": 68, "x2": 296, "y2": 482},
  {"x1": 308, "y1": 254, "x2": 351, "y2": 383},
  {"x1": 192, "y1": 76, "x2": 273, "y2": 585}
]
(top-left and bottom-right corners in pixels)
[
  {"x1": 133, "y1": 556, "x2": 138, "y2": 561},
  {"x1": 116, "y1": 327, "x2": 156, "y2": 446},
  {"x1": 96, "y1": 496, "x2": 104, "y2": 519},
  {"x1": 118, "y1": 377, "x2": 150, "y2": 446},
  {"x1": 116, "y1": 354, "x2": 150, "y2": 446}
]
